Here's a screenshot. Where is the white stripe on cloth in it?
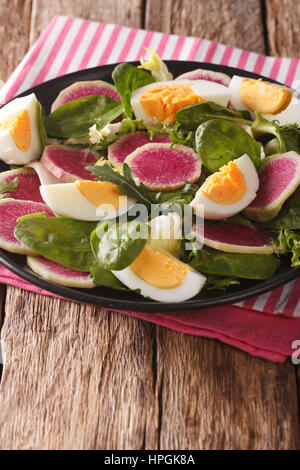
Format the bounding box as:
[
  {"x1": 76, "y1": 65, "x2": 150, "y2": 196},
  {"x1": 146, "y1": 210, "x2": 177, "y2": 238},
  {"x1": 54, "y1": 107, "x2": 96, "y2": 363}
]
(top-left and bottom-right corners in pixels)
[{"x1": 0, "y1": 16, "x2": 299, "y2": 316}]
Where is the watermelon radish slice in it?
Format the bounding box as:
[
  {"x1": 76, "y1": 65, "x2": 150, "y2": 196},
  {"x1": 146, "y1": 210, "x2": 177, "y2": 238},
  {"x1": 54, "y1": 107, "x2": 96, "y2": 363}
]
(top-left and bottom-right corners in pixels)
[
  {"x1": 193, "y1": 221, "x2": 274, "y2": 254},
  {"x1": 26, "y1": 161, "x2": 61, "y2": 185},
  {"x1": 0, "y1": 199, "x2": 54, "y2": 254},
  {"x1": 108, "y1": 132, "x2": 171, "y2": 166},
  {"x1": 27, "y1": 256, "x2": 95, "y2": 288},
  {"x1": 175, "y1": 68, "x2": 231, "y2": 86},
  {"x1": 244, "y1": 151, "x2": 300, "y2": 222},
  {"x1": 0, "y1": 168, "x2": 44, "y2": 203},
  {"x1": 41, "y1": 145, "x2": 98, "y2": 182},
  {"x1": 125, "y1": 143, "x2": 202, "y2": 191},
  {"x1": 51, "y1": 80, "x2": 121, "y2": 111}
]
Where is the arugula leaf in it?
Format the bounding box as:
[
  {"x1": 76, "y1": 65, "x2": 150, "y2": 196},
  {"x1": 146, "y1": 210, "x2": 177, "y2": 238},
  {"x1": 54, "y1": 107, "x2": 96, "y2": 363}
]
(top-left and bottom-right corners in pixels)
[
  {"x1": 87, "y1": 163, "x2": 156, "y2": 209},
  {"x1": 0, "y1": 177, "x2": 19, "y2": 200},
  {"x1": 112, "y1": 63, "x2": 155, "y2": 119},
  {"x1": 274, "y1": 228, "x2": 300, "y2": 267},
  {"x1": 46, "y1": 95, "x2": 123, "y2": 138},
  {"x1": 196, "y1": 119, "x2": 261, "y2": 173},
  {"x1": 179, "y1": 240, "x2": 280, "y2": 280},
  {"x1": 252, "y1": 112, "x2": 300, "y2": 155},
  {"x1": 89, "y1": 265, "x2": 127, "y2": 290},
  {"x1": 176, "y1": 101, "x2": 253, "y2": 131},
  {"x1": 15, "y1": 215, "x2": 97, "y2": 272},
  {"x1": 91, "y1": 220, "x2": 148, "y2": 270}
]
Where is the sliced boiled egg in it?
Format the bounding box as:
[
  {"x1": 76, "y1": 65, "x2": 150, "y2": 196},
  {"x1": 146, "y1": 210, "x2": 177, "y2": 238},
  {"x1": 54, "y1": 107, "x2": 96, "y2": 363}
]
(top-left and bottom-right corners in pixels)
[
  {"x1": 190, "y1": 154, "x2": 259, "y2": 220},
  {"x1": 229, "y1": 75, "x2": 300, "y2": 125},
  {"x1": 40, "y1": 180, "x2": 135, "y2": 221},
  {"x1": 131, "y1": 79, "x2": 231, "y2": 126},
  {"x1": 0, "y1": 93, "x2": 44, "y2": 164},
  {"x1": 112, "y1": 245, "x2": 206, "y2": 302}
]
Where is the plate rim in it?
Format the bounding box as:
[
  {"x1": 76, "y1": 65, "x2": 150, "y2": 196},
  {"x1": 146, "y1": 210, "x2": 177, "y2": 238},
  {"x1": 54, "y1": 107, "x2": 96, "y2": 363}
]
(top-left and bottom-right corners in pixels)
[{"x1": 1, "y1": 60, "x2": 299, "y2": 313}]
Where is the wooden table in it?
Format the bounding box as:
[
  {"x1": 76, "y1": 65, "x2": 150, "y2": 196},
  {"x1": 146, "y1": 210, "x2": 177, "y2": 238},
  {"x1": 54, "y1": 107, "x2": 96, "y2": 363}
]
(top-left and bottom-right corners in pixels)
[{"x1": 0, "y1": 0, "x2": 299, "y2": 450}]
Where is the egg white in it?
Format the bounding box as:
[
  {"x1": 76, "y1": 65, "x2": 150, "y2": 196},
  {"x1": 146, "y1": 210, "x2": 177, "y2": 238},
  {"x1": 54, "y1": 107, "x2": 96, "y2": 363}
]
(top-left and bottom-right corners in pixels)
[
  {"x1": 0, "y1": 93, "x2": 43, "y2": 165},
  {"x1": 131, "y1": 79, "x2": 231, "y2": 126},
  {"x1": 190, "y1": 154, "x2": 259, "y2": 220},
  {"x1": 229, "y1": 75, "x2": 300, "y2": 125},
  {"x1": 112, "y1": 250, "x2": 207, "y2": 302},
  {"x1": 40, "y1": 182, "x2": 135, "y2": 221}
]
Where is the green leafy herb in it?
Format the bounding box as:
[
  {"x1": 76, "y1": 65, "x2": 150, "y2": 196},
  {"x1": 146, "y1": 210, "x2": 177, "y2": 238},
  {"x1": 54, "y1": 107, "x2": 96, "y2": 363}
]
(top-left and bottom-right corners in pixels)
[
  {"x1": 176, "y1": 101, "x2": 253, "y2": 131},
  {"x1": 195, "y1": 119, "x2": 261, "y2": 173},
  {"x1": 273, "y1": 228, "x2": 300, "y2": 267},
  {"x1": 180, "y1": 240, "x2": 280, "y2": 280},
  {"x1": 87, "y1": 163, "x2": 156, "y2": 209},
  {"x1": 91, "y1": 220, "x2": 148, "y2": 271},
  {"x1": 45, "y1": 95, "x2": 123, "y2": 138},
  {"x1": 169, "y1": 122, "x2": 195, "y2": 148},
  {"x1": 112, "y1": 63, "x2": 155, "y2": 119},
  {"x1": 252, "y1": 112, "x2": 300, "y2": 155},
  {"x1": 15, "y1": 215, "x2": 97, "y2": 272},
  {"x1": 0, "y1": 177, "x2": 19, "y2": 199},
  {"x1": 89, "y1": 265, "x2": 127, "y2": 290}
]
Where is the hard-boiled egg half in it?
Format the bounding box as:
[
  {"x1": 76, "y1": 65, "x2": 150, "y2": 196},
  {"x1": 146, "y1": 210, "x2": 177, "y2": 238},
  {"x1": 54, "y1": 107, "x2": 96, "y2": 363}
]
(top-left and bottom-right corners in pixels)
[
  {"x1": 229, "y1": 75, "x2": 300, "y2": 125},
  {"x1": 0, "y1": 93, "x2": 44, "y2": 165},
  {"x1": 190, "y1": 154, "x2": 259, "y2": 220},
  {"x1": 131, "y1": 79, "x2": 231, "y2": 126},
  {"x1": 112, "y1": 244, "x2": 206, "y2": 302},
  {"x1": 40, "y1": 180, "x2": 135, "y2": 221}
]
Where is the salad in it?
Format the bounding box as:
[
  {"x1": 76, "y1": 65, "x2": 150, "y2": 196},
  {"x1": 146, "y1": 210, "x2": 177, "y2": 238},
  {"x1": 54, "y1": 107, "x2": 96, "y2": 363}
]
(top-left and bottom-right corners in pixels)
[{"x1": 0, "y1": 49, "x2": 300, "y2": 303}]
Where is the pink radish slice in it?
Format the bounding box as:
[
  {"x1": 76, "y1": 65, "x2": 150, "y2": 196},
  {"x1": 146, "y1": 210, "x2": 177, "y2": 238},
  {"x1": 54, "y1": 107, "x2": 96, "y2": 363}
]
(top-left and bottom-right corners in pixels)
[
  {"x1": 0, "y1": 168, "x2": 44, "y2": 203},
  {"x1": 244, "y1": 151, "x2": 300, "y2": 222},
  {"x1": 0, "y1": 199, "x2": 54, "y2": 255},
  {"x1": 27, "y1": 255, "x2": 95, "y2": 288},
  {"x1": 193, "y1": 222, "x2": 274, "y2": 254},
  {"x1": 125, "y1": 143, "x2": 202, "y2": 191},
  {"x1": 108, "y1": 132, "x2": 171, "y2": 166},
  {"x1": 175, "y1": 68, "x2": 231, "y2": 86},
  {"x1": 51, "y1": 80, "x2": 121, "y2": 111},
  {"x1": 41, "y1": 145, "x2": 98, "y2": 182}
]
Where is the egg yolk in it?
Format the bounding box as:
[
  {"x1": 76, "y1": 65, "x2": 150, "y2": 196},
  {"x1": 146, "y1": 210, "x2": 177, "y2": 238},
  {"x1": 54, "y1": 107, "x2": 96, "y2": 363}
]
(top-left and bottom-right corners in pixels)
[
  {"x1": 201, "y1": 161, "x2": 247, "y2": 205},
  {"x1": 0, "y1": 109, "x2": 31, "y2": 151},
  {"x1": 140, "y1": 83, "x2": 203, "y2": 124},
  {"x1": 131, "y1": 245, "x2": 190, "y2": 289},
  {"x1": 76, "y1": 181, "x2": 126, "y2": 208},
  {"x1": 240, "y1": 78, "x2": 292, "y2": 114}
]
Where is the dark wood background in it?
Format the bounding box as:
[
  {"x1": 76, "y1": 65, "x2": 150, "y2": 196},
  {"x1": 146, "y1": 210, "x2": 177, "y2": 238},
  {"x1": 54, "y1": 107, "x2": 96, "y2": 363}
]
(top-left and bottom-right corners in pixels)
[{"x1": 0, "y1": 0, "x2": 299, "y2": 450}]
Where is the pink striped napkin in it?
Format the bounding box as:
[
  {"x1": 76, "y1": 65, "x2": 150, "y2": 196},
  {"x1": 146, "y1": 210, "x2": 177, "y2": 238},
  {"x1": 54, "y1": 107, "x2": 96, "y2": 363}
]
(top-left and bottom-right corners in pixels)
[{"x1": 1, "y1": 15, "x2": 300, "y2": 361}]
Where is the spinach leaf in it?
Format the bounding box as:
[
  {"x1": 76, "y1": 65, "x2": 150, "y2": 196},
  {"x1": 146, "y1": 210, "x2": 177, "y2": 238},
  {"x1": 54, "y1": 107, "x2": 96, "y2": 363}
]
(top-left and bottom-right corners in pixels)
[
  {"x1": 262, "y1": 187, "x2": 300, "y2": 230},
  {"x1": 176, "y1": 102, "x2": 253, "y2": 131},
  {"x1": 15, "y1": 215, "x2": 97, "y2": 272},
  {"x1": 87, "y1": 163, "x2": 156, "y2": 209},
  {"x1": 195, "y1": 119, "x2": 261, "y2": 173},
  {"x1": 180, "y1": 240, "x2": 280, "y2": 279},
  {"x1": 45, "y1": 95, "x2": 123, "y2": 138},
  {"x1": 90, "y1": 265, "x2": 127, "y2": 290},
  {"x1": 0, "y1": 177, "x2": 19, "y2": 199},
  {"x1": 112, "y1": 63, "x2": 155, "y2": 119},
  {"x1": 91, "y1": 220, "x2": 149, "y2": 271},
  {"x1": 252, "y1": 112, "x2": 300, "y2": 155},
  {"x1": 274, "y1": 228, "x2": 300, "y2": 267}
]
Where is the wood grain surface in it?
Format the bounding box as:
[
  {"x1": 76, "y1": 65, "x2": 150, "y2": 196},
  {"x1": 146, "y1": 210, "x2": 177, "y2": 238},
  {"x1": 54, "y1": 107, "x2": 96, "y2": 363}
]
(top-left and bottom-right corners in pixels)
[{"x1": 0, "y1": 0, "x2": 299, "y2": 450}]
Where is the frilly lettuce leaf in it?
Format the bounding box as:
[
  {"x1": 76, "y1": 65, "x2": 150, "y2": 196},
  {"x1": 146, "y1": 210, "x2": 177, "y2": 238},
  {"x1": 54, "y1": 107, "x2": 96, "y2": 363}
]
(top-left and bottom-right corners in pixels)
[
  {"x1": 274, "y1": 228, "x2": 300, "y2": 267},
  {"x1": 138, "y1": 47, "x2": 173, "y2": 82}
]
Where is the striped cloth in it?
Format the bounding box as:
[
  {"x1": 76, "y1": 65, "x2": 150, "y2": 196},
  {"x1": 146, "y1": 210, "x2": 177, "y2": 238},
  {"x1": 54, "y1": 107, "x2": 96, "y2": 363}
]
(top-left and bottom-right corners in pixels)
[{"x1": 0, "y1": 15, "x2": 300, "y2": 322}]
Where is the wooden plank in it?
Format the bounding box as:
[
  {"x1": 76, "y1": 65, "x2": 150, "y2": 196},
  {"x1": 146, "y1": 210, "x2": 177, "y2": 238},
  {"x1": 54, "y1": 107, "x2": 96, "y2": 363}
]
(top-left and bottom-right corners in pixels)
[
  {"x1": 265, "y1": 0, "x2": 300, "y2": 57},
  {"x1": 156, "y1": 329, "x2": 300, "y2": 450},
  {"x1": 30, "y1": 0, "x2": 144, "y2": 45},
  {"x1": 0, "y1": 0, "x2": 32, "y2": 82},
  {"x1": 0, "y1": 288, "x2": 158, "y2": 449},
  {"x1": 145, "y1": 0, "x2": 266, "y2": 54}
]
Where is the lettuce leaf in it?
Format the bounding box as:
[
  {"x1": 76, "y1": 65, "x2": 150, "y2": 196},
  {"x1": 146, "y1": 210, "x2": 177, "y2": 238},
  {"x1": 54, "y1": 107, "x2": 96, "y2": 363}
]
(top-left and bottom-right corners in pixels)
[{"x1": 138, "y1": 48, "x2": 173, "y2": 82}]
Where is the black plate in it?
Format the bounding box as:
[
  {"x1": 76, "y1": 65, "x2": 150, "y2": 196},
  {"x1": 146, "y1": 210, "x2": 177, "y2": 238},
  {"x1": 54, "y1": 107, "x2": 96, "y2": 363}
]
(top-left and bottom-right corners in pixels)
[{"x1": 1, "y1": 61, "x2": 299, "y2": 312}]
